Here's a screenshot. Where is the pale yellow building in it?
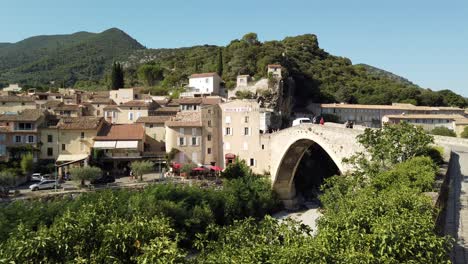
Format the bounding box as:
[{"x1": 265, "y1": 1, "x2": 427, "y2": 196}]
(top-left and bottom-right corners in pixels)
[
  {"x1": 55, "y1": 117, "x2": 106, "y2": 164},
  {"x1": 52, "y1": 104, "x2": 85, "y2": 117},
  {"x1": 220, "y1": 100, "x2": 270, "y2": 173},
  {"x1": 136, "y1": 116, "x2": 171, "y2": 153},
  {"x1": 114, "y1": 100, "x2": 158, "y2": 124},
  {"x1": 85, "y1": 98, "x2": 116, "y2": 117},
  {"x1": 109, "y1": 88, "x2": 145, "y2": 105},
  {"x1": 165, "y1": 112, "x2": 204, "y2": 165}
]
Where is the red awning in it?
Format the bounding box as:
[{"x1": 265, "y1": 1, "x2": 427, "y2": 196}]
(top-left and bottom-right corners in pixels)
[
  {"x1": 225, "y1": 153, "x2": 236, "y2": 159},
  {"x1": 210, "y1": 166, "x2": 222, "y2": 171}
]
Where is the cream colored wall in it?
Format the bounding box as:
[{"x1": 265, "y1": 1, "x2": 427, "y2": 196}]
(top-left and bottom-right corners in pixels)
[
  {"x1": 0, "y1": 102, "x2": 36, "y2": 113},
  {"x1": 110, "y1": 89, "x2": 137, "y2": 105},
  {"x1": 165, "y1": 126, "x2": 203, "y2": 164},
  {"x1": 58, "y1": 130, "x2": 97, "y2": 155},
  {"x1": 88, "y1": 104, "x2": 107, "y2": 117},
  {"x1": 115, "y1": 108, "x2": 148, "y2": 124},
  {"x1": 39, "y1": 128, "x2": 59, "y2": 160},
  {"x1": 220, "y1": 100, "x2": 263, "y2": 171},
  {"x1": 144, "y1": 123, "x2": 166, "y2": 152}
]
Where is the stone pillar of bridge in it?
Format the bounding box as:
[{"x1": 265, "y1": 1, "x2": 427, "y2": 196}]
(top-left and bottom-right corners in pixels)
[{"x1": 274, "y1": 180, "x2": 298, "y2": 209}]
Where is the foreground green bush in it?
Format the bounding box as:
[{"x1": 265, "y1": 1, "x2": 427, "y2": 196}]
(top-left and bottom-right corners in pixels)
[
  {"x1": 430, "y1": 126, "x2": 457, "y2": 137},
  {"x1": 0, "y1": 168, "x2": 278, "y2": 263}
]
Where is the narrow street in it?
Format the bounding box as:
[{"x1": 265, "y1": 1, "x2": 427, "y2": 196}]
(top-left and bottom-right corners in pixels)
[{"x1": 445, "y1": 145, "x2": 468, "y2": 264}]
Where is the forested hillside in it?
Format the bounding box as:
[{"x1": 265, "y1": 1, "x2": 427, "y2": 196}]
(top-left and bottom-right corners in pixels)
[
  {"x1": 127, "y1": 33, "x2": 467, "y2": 107},
  {"x1": 0, "y1": 28, "x2": 144, "y2": 87},
  {"x1": 1, "y1": 29, "x2": 466, "y2": 107}
]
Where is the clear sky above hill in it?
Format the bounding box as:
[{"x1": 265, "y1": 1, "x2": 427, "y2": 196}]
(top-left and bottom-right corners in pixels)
[{"x1": 1, "y1": 0, "x2": 467, "y2": 96}]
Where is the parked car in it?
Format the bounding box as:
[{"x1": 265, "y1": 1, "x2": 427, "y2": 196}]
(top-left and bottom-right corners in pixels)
[
  {"x1": 91, "y1": 176, "x2": 115, "y2": 185},
  {"x1": 40, "y1": 174, "x2": 53, "y2": 181},
  {"x1": 31, "y1": 173, "x2": 42, "y2": 181},
  {"x1": 292, "y1": 118, "x2": 312, "y2": 126},
  {"x1": 29, "y1": 180, "x2": 60, "y2": 191}
]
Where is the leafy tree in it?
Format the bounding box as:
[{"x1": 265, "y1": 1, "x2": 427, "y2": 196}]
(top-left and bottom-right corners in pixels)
[
  {"x1": 221, "y1": 158, "x2": 250, "y2": 179},
  {"x1": 235, "y1": 90, "x2": 255, "y2": 99},
  {"x1": 181, "y1": 163, "x2": 196, "y2": 175},
  {"x1": 131, "y1": 160, "x2": 154, "y2": 181},
  {"x1": 430, "y1": 126, "x2": 457, "y2": 137},
  {"x1": 110, "y1": 62, "x2": 124, "y2": 90},
  {"x1": 20, "y1": 153, "x2": 34, "y2": 176},
  {"x1": 351, "y1": 122, "x2": 434, "y2": 170},
  {"x1": 242, "y1": 33, "x2": 260, "y2": 45},
  {"x1": 137, "y1": 64, "x2": 164, "y2": 86},
  {"x1": 461, "y1": 126, "x2": 468, "y2": 138},
  {"x1": 70, "y1": 166, "x2": 102, "y2": 186}
]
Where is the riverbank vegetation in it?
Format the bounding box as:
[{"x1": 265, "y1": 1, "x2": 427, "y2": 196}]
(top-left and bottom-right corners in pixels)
[{"x1": 0, "y1": 123, "x2": 452, "y2": 263}]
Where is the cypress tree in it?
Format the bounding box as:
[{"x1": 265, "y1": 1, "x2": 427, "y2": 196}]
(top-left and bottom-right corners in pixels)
[
  {"x1": 110, "y1": 62, "x2": 124, "y2": 90},
  {"x1": 217, "y1": 48, "x2": 223, "y2": 76}
]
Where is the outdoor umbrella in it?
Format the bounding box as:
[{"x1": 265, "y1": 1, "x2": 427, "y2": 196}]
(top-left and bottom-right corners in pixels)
[
  {"x1": 211, "y1": 166, "x2": 222, "y2": 171},
  {"x1": 192, "y1": 167, "x2": 205, "y2": 171}
]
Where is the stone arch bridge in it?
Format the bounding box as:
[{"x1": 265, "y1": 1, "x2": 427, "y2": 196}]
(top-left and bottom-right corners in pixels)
[{"x1": 265, "y1": 124, "x2": 461, "y2": 208}]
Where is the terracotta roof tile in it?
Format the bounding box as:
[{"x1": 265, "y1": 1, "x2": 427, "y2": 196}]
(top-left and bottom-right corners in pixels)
[
  {"x1": 179, "y1": 97, "x2": 203, "y2": 105},
  {"x1": 202, "y1": 97, "x2": 222, "y2": 105},
  {"x1": 0, "y1": 109, "x2": 44, "y2": 122},
  {"x1": 384, "y1": 114, "x2": 465, "y2": 120},
  {"x1": 119, "y1": 100, "x2": 153, "y2": 107},
  {"x1": 136, "y1": 116, "x2": 171, "y2": 124},
  {"x1": 57, "y1": 117, "x2": 104, "y2": 130},
  {"x1": 0, "y1": 95, "x2": 35, "y2": 102},
  {"x1": 154, "y1": 106, "x2": 179, "y2": 113},
  {"x1": 103, "y1": 105, "x2": 120, "y2": 110},
  {"x1": 321, "y1": 103, "x2": 464, "y2": 112},
  {"x1": 189, "y1": 72, "x2": 219, "y2": 78},
  {"x1": 95, "y1": 123, "x2": 145, "y2": 140},
  {"x1": 88, "y1": 98, "x2": 116, "y2": 104},
  {"x1": 55, "y1": 104, "x2": 82, "y2": 111},
  {"x1": 166, "y1": 99, "x2": 181, "y2": 106},
  {"x1": 165, "y1": 112, "x2": 202, "y2": 127},
  {"x1": 44, "y1": 100, "x2": 63, "y2": 108}
]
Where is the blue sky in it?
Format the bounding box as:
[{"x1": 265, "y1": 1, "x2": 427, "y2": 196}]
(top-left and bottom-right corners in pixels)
[{"x1": 1, "y1": 0, "x2": 467, "y2": 96}]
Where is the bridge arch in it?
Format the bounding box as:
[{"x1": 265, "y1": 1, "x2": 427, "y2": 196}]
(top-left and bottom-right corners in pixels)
[{"x1": 268, "y1": 125, "x2": 362, "y2": 208}]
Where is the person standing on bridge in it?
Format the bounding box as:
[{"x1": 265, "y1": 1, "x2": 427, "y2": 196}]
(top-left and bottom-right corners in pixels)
[{"x1": 320, "y1": 117, "x2": 324, "y2": 125}]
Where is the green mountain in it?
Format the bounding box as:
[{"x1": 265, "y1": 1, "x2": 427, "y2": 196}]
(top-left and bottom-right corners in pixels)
[
  {"x1": 355, "y1": 63, "x2": 415, "y2": 87},
  {"x1": 1, "y1": 29, "x2": 466, "y2": 107},
  {"x1": 0, "y1": 28, "x2": 144, "y2": 87}
]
